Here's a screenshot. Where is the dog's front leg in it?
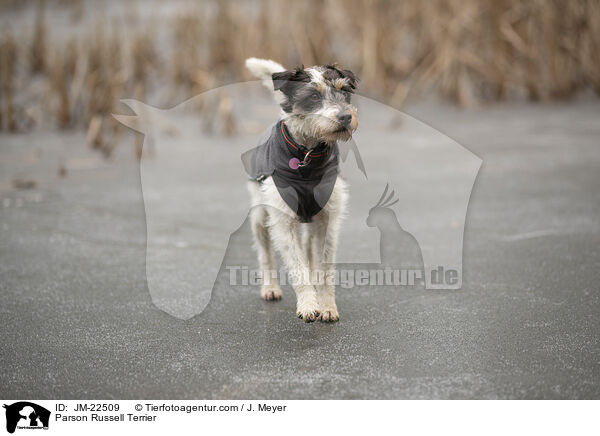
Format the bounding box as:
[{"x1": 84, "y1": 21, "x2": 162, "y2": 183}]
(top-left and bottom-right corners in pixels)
[
  {"x1": 312, "y1": 177, "x2": 347, "y2": 322},
  {"x1": 269, "y1": 211, "x2": 320, "y2": 322},
  {"x1": 312, "y1": 211, "x2": 340, "y2": 322}
]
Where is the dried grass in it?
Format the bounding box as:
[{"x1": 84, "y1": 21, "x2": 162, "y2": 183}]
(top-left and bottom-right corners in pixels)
[
  {"x1": 2, "y1": 0, "x2": 599, "y2": 152},
  {"x1": 0, "y1": 32, "x2": 18, "y2": 132}
]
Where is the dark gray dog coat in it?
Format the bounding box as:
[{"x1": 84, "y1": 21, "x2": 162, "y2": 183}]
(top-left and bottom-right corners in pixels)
[{"x1": 242, "y1": 120, "x2": 340, "y2": 223}]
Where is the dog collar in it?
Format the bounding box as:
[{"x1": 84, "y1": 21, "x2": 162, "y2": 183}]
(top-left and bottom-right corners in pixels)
[{"x1": 279, "y1": 121, "x2": 331, "y2": 167}]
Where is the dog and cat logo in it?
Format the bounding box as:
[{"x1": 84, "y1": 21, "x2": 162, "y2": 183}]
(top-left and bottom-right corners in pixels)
[{"x1": 3, "y1": 402, "x2": 50, "y2": 433}]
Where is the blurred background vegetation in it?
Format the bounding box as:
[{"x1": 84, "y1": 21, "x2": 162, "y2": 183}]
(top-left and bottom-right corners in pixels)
[{"x1": 1, "y1": 0, "x2": 599, "y2": 157}]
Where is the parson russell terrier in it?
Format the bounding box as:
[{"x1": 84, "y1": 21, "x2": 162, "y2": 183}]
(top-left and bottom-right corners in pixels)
[{"x1": 243, "y1": 58, "x2": 358, "y2": 322}]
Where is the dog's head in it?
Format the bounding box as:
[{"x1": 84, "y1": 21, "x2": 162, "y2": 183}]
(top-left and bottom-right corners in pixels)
[{"x1": 272, "y1": 64, "x2": 358, "y2": 143}]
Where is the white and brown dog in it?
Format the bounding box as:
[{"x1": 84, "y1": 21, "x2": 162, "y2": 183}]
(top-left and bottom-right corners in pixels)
[{"x1": 244, "y1": 58, "x2": 358, "y2": 322}]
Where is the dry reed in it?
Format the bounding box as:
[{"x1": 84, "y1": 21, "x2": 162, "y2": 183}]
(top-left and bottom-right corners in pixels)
[{"x1": 2, "y1": 0, "x2": 599, "y2": 154}]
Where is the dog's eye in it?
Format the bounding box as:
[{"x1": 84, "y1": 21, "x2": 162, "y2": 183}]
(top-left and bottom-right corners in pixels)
[{"x1": 310, "y1": 92, "x2": 321, "y2": 101}]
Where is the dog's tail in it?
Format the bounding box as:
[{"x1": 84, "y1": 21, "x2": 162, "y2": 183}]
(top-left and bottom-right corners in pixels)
[{"x1": 245, "y1": 57, "x2": 285, "y2": 91}]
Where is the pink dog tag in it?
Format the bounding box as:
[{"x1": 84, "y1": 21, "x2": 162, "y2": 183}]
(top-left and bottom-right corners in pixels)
[{"x1": 289, "y1": 157, "x2": 300, "y2": 170}]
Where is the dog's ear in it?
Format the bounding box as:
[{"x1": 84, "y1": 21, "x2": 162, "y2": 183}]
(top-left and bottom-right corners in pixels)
[
  {"x1": 340, "y1": 69, "x2": 359, "y2": 91},
  {"x1": 324, "y1": 64, "x2": 359, "y2": 92},
  {"x1": 272, "y1": 67, "x2": 310, "y2": 94},
  {"x1": 272, "y1": 70, "x2": 295, "y2": 91}
]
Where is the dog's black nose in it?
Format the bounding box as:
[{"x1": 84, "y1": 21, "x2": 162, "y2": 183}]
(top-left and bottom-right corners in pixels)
[{"x1": 337, "y1": 112, "x2": 352, "y2": 127}]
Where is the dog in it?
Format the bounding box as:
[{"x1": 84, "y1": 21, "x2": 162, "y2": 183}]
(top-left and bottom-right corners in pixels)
[{"x1": 244, "y1": 57, "x2": 358, "y2": 322}]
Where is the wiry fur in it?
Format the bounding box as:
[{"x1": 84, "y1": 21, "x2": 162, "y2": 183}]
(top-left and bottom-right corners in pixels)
[
  {"x1": 246, "y1": 58, "x2": 358, "y2": 323},
  {"x1": 276, "y1": 65, "x2": 358, "y2": 148}
]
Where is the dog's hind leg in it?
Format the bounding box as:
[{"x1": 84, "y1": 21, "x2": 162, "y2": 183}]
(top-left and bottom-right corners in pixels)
[
  {"x1": 268, "y1": 210, "x2": 320, "y2": 322},
  {"x1": 301, "y1": 223, "x2": 315, "y2": 271},
  {"x1": 250, "y1": 205, "x2": 282, "y2": 301},
  {"x1": 248, "y1": 181, "x2": 282, "y2": 301}
]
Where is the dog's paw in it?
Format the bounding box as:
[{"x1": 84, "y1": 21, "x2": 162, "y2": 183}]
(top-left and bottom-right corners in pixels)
[
  {"x1": 296, "y1": 291, "x2": 320, "y2": 322},
  {"x1": 296, "y1": 300, "x2": 320, "y2": 322},
  {"x1": 260, "y1": 285, "x2": 283, "y2": 301},
  {"x1": 319, "y1": 307, "x2": 339, "y2": 323},
  {"x1": 297, "y1": 307, "x2": 320, "y2": 323}
]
